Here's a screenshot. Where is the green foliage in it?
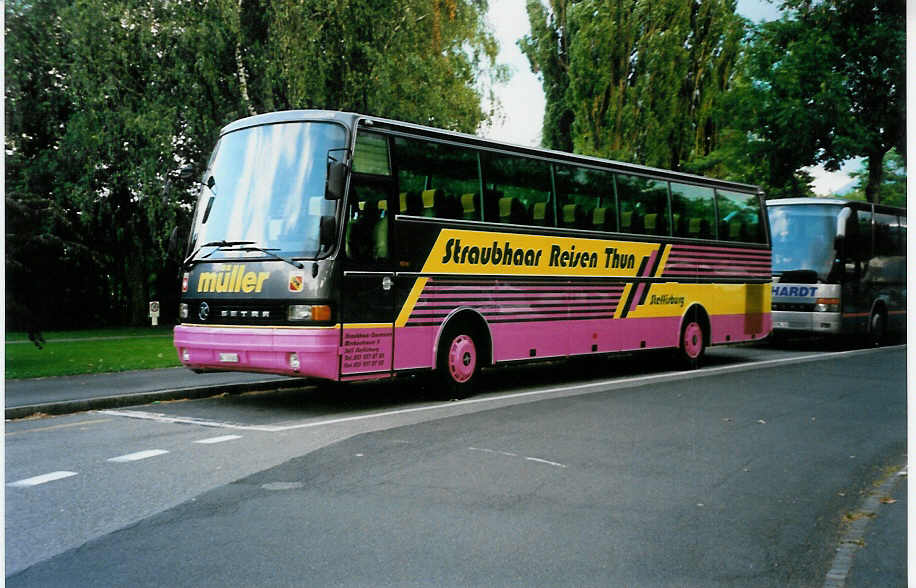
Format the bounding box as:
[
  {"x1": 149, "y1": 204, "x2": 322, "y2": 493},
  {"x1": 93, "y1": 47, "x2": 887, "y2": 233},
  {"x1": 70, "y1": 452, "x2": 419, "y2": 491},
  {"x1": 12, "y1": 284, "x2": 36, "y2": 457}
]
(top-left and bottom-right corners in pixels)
[
  {"x1": 519, "y1": 0, "x2": 574, "y2": 151},
  {"x1": 716, "y1": 0, "x2": 905, "y2": 200},
  {"x1": 6, "y1": 0, "x2": 504, "y2": 330},
  {"x1": 521, "y1": 0, "x2": 744, "y2": 170},
  {"x1": 843, "y1": 150, "x2": 906, "y2": 207}
]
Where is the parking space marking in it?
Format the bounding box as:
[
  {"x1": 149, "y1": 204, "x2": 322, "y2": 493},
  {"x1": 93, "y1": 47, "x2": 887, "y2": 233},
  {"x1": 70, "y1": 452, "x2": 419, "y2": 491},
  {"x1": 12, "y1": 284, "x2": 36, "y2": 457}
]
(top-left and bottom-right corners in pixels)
[
  {"x1": 194, "y1": 435, "x2": 243, "y2": 444},
  {"x1": 5, "y1": 419, "x2": 112, "y2": 437},
  {"x1": 8, "y1": 471, "x2": 78, "y2": 487},
  {"x1": 107, "y1": 449, "x2": 169, "y2": 463}
]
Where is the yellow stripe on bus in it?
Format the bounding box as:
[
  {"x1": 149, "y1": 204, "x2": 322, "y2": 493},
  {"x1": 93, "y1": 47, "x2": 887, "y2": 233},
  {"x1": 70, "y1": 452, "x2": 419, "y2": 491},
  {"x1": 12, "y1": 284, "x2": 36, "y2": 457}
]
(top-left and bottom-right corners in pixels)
[
  {"x1": 420, "y1": 229, "x2": 659, "y2": 278},
  {"x1": 627, "y1": 282, "x2": 772, "y2": 319},
  {"x1": 395, "y1": 277, "x2": 429, "y2": 328},
  {"x1": 615, "y1": 284, "x2": 634, "y2": 319}
]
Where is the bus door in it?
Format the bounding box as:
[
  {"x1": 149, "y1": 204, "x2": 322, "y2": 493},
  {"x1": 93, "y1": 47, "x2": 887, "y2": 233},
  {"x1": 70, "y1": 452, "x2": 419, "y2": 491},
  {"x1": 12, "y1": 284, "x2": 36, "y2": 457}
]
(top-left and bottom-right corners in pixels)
[{"x1": 339, "y1": 177, "x2": 395, "y2": 377}]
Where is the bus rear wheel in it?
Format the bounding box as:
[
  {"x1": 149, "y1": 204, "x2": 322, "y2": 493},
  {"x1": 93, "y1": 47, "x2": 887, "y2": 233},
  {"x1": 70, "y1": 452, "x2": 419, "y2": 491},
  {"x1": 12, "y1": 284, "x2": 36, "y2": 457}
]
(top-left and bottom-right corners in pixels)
[
  {"x1": 868, "y1": 308, "x2": 886, "y2": 347},
  {"x1": 436, "y1": 325, "x2": 479, "y2": 399},
  {"x1": 677, "y1": 318, "x2": 706, "y2": 370}
]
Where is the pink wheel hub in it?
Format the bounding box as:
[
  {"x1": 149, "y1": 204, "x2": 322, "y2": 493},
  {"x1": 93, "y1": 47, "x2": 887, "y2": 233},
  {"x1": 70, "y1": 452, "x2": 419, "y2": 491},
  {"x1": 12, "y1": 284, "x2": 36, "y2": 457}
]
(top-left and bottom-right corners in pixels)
[
  {"x1": 447, "y1": 334, "x2": 477, "y2": 383},
  {"x1": 683, "y1": 322, "x2": 703, "y2": 359}
]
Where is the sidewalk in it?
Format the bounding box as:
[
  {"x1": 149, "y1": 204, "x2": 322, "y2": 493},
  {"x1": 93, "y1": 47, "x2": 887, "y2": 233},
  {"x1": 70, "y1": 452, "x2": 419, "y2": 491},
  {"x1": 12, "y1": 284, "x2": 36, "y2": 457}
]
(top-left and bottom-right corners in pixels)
[{"x1": 5, "y1": 367, "x2": 310, "y2": 419}]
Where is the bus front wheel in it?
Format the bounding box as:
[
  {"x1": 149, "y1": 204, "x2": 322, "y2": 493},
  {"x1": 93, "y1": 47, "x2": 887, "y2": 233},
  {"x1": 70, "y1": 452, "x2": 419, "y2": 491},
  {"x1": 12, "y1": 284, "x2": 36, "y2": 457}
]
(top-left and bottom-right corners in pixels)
[
  {"x1": 676, "y1": 318, "x2": 706, "y2": 370},
  {"x1": 436, "y1": 325, "x2": 479, "y2": 399}
]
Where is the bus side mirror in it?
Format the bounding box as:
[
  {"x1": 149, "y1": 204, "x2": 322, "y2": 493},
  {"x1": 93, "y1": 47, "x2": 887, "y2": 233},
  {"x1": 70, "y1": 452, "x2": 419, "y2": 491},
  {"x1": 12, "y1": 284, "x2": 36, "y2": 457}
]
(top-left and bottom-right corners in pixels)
[{"x1": 325, "y1": 161, "x2": 348, "y2": 200}]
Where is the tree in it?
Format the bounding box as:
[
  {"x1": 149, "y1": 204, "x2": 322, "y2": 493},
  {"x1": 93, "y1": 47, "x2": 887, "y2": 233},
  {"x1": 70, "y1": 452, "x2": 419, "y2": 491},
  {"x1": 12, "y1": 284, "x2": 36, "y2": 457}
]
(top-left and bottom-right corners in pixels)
[
  {"x1": 6, "y1": 0, "x2": 506, "y2": 328},
  {"x1": 719, "y1": 0, "x2": 905, "y2": 201},
  {"x1": 521, "y1": 0, "x2": 744, "y2": 170},
  {"x1": 519, "y1": 0, "x2": 575, "y2": 152},
  {"x1": 843, "y1": 149, "x2": 906, "y2": 206}
]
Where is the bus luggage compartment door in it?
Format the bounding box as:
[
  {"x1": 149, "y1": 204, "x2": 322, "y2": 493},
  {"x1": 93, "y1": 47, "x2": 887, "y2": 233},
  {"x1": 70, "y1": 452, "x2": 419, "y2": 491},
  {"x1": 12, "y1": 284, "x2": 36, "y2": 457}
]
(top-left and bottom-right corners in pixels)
[{"x1": 340, "y1": 271, "x2": 395, "y2": 377}]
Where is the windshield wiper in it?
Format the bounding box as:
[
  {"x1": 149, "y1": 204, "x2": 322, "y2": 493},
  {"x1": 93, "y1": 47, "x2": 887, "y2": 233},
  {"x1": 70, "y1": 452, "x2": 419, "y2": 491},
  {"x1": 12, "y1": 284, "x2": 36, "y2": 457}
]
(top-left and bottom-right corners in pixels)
[
  {"x1": 183, "y1": 240, "x2": 254, "y2": 267},
  {"x1": 230, "y1": 245, "x2": 305, "y2": 269}
]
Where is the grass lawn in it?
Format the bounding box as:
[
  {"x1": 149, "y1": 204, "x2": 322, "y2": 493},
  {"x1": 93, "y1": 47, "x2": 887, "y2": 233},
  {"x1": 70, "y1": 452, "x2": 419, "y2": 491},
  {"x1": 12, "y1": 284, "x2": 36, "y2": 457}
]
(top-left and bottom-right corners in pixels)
[{"x1": 6, "y1": 327, "x2": 181, "y2": 379}]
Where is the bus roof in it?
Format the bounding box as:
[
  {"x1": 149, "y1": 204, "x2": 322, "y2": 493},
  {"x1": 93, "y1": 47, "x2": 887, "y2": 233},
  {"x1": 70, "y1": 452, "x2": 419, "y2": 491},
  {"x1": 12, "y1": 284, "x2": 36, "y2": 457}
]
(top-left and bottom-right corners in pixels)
[
  {"x1": 766, "y1": 197, "x2": 851, "y2": 206},
  {"x1": 220, "y1": 109, "x2": 763, "y2": 194},
  {"x1": 766, "y1": 197, "x2": 906, "y2": 215}
]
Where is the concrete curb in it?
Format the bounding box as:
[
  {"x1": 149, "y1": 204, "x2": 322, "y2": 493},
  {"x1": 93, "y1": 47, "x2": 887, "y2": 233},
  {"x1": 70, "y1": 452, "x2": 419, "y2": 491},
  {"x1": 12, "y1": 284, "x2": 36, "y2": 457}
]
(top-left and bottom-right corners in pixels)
[{"x1": 5, "y1": 378, "x2": 314, "y2": 420}]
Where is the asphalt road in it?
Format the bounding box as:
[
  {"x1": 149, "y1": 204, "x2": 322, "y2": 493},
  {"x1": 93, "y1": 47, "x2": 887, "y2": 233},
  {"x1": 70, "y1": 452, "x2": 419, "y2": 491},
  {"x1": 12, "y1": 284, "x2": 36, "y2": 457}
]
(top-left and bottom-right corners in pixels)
[{"x1": 5, "y1": 343, "x2": 907, "y2": 586}]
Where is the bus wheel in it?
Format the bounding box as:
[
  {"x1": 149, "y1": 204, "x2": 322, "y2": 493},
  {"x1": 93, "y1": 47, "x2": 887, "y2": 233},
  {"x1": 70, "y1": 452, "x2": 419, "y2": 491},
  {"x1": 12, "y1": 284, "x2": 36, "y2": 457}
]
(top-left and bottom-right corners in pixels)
[
  {"x1": 437, "y1": 326, "x2": 479, "y2": 399},
  {"x1": 868, "y1": 309, "x2": 886, "y2": 347},
  {"x1": 677, "y1": 319, "x2": 705, "y2": 370}
]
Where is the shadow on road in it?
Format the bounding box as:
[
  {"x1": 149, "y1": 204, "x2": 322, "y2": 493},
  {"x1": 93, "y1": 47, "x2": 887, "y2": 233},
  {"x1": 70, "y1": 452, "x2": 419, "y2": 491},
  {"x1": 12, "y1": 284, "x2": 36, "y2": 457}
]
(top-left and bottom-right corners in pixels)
[{"x1": 142, "y1": 341, "x2": 787, "y2": 424}]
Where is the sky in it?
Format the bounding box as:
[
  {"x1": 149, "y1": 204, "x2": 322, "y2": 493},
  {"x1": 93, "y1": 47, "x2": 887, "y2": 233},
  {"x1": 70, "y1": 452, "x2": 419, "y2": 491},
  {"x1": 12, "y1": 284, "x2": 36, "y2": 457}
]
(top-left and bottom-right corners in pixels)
[{"x1": 481, "y1": 0, "x2": 859, "y2": 196}]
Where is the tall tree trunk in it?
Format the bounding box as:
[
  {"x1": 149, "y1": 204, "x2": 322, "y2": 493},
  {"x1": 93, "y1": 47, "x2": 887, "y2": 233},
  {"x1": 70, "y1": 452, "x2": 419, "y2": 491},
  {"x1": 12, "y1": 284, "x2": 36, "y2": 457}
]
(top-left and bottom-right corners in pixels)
[
  {"x1": 124, "y1": 240, "x2": 150, "y2": 326},
  {"x1": 864, "y1": 150, "x2": 885, "y2": 204}
]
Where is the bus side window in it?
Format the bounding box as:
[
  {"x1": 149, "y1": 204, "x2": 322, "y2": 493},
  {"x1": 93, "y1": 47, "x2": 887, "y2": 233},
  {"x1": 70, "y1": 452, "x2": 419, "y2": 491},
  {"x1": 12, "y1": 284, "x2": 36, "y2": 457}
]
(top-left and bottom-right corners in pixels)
[
  {"x1": 670, "y1": 182, "x2": 715, "y2": 239},
  {"x1": 555, "y1": 164, "x2": 615, "y2": 232},
  {"x1": 617, "y1": 174, "x2": 668, "y2": 236},
  {"x1": 715, "y1": 189, "x2": 765, "y2": 243},
  {"x1": 345, "y1": 184, "x2": 390, "y2": 266},
  {"x1": 393, "y1": 136, "x2": 481, "y2": 221},
  {"x1": 481, "y1": 152, "x2": 550, "y2": 226}
]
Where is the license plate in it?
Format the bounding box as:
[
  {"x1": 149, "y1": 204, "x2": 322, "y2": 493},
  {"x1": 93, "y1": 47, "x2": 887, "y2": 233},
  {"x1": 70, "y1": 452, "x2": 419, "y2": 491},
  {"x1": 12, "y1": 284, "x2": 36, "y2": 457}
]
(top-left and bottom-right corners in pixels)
[{"x1": 219, "y1": 352, "x2": 239, "y2": 363}]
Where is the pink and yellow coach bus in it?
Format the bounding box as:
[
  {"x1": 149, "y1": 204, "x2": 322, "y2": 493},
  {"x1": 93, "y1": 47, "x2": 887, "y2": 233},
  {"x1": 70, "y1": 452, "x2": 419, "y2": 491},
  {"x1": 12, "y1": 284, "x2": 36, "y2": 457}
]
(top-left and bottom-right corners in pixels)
[{"x1": 174, "y1": 110, "x2": 771, "y2": 397}]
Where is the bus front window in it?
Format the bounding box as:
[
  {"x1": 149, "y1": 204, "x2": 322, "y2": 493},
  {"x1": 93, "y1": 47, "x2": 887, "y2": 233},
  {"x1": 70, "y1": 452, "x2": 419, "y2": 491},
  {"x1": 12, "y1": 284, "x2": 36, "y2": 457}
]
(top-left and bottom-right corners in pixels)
[
  {"x1": 189, "y1": 121, "x2": 347, "y2": 260},
  {"x1": 767, "y1": 204, "x2": 841, "y2": 281}
]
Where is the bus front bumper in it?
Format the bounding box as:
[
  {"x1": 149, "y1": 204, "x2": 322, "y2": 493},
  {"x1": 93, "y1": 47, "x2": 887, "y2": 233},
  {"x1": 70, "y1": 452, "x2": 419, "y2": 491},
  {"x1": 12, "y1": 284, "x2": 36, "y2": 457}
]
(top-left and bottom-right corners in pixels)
[
  {"x1": 173, "y1": 324, "x2": 340, "y2": 379},
  {"x1": 771, "y1": 310, "x2": 842, "y2": 334}
]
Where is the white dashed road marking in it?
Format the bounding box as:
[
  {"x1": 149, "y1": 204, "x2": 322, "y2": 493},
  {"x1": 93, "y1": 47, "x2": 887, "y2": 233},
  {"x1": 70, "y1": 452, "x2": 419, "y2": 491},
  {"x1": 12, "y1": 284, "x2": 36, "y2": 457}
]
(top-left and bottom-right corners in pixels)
[
  {"x1": 194, "y1": 435, "x2": 243, "y2": 445},
  {"x1": 469, "y1": 447, "x2": 567, "y2": 469},
  {"x1": 9, "y1": 471, "x2": 78, "y2": 487},
  {"x1": 107, "y1": 449, "x2": 169, "y2": 463}
]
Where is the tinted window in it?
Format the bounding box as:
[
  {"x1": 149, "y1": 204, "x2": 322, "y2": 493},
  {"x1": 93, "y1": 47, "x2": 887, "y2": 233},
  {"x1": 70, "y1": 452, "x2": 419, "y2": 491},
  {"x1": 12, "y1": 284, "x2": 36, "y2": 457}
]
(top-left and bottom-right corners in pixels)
[
  {"x1": 394, "y1": 137, "x2": 481, "y2": 220},
  {"x1": 616, "y1": 174, "x2": 670, "y2": 236},
  {"x1": 344, "y1": 181, "x2": 390, "y2": 265},
  {"x1": 480, "y1": 153, "x2": 552, "y2": 226},
  {"x1": 670, "y1": 182, "x2": 715, "y2": 239},
  {"x1": 554, "y1": 165, "x2": 616, "y2": 231},
  {"x1": 716, "y1": 189, "x2": 765, "y2": 243},
  {"x1": 353, "y1": 132, "x2": 391, "y2": 176},
  {"x1": 875, "y1": 213, "x2": 900, "y2": 256},
  {"x1": 854, "y1": 208, "x2": 873, "y2": 261}
]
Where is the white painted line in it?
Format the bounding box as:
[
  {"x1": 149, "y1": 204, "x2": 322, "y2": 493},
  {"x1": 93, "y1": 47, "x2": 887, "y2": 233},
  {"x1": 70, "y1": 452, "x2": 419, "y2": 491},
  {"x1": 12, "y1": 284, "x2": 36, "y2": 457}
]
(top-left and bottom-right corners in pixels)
[
  {"x1": 194, "y1": 435, "x2": 243, "y2": 445},
  {"x1": 8, "y1": 471, "x2": 78, "y2": 487},
  {"x1": 823, "y1": 463, "x2": 906, "y2": 588},
  {"x1": 100, "y1": 346, "x2": 903, "y2": 433},
  {"x1": 525, "y1": 456, "x2": 567, "y2": 468},
  {"x1": 107, "y1": 449, "x2": 169, "y2": 463},
  {"x1": 469, "y1": 447, "x2": 566, "y2": 468}
]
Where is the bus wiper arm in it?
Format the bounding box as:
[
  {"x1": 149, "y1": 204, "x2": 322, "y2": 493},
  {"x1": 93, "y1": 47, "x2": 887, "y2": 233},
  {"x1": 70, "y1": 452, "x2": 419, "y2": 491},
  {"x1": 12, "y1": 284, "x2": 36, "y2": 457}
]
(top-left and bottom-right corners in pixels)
[
  {"x1": 183, "y1": 240, "x2": 255, "y2": 267},
  {"x1": 232, "y1": 245, "x2": 305, "y2": 269}
]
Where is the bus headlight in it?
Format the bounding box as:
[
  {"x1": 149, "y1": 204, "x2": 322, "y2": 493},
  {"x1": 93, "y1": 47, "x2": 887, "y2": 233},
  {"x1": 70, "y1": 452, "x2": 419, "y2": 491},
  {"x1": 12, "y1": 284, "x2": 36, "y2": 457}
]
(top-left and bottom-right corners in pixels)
[
  {"x1": 179, "y1": 303, "x2": 189, "y2": 320},
  {"x1": 814, "y1": 298, "x2": 840, "y2": 312},
  {"x1": 288, "y1": 304, "x2": 332, "y2": 322}
]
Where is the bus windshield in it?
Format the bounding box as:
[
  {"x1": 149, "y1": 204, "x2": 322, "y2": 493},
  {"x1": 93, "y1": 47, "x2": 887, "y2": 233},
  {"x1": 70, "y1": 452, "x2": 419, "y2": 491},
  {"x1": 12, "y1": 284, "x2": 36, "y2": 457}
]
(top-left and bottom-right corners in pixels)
[
  {"x1": 189, "y1": 121, "x2": 346, "y2": 260},
  {"x1": 767, "y1": 203, "x2": 840, "y2": 280}
]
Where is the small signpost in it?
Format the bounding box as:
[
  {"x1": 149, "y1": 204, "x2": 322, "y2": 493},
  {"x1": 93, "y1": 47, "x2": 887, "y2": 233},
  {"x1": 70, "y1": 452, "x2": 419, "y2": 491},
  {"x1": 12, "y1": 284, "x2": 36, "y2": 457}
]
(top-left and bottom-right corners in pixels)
[{"x1": 149, "y1": 301, "x2": 160, "y2": 326}]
